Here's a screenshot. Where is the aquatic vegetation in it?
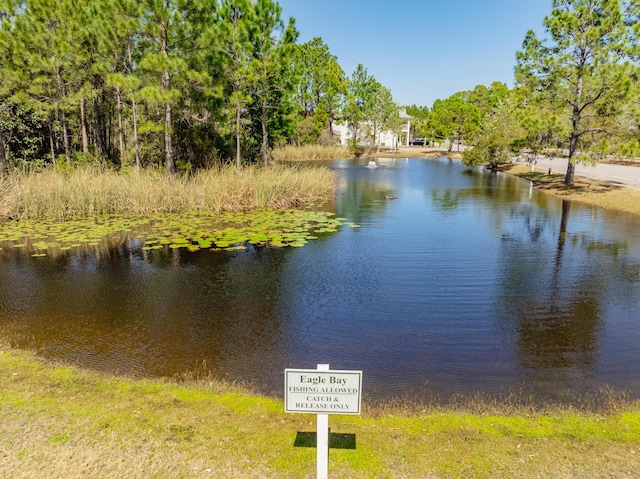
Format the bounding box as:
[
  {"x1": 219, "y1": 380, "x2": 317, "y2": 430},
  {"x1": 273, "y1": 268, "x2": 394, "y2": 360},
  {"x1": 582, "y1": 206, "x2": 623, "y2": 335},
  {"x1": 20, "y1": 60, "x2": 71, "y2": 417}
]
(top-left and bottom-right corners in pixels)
[
  {"x1": 271, "y1": 144, "x2": 351, "y2": 161},
  {"x1": 0, "y1": 166, "x2": 348, "y2": 258},
  {"x1": 0, "y1": 166, "x2": 336, "y2": 221},
  {"x1": 0, "y1": 209, "x2": 360, "y2": 258}
]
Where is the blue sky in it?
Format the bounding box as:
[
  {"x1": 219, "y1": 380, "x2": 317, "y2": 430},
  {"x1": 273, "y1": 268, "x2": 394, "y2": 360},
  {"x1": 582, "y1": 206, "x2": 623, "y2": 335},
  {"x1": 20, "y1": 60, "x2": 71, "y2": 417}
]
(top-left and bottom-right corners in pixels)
[{"x1": 277, "y1": 0, "x2": 552, "y2": 108}]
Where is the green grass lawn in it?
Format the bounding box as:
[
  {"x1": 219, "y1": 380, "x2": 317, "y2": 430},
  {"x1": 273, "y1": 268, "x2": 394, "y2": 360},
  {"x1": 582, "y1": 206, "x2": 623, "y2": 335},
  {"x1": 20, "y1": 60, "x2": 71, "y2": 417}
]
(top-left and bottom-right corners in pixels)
[{"x1": 1, "y1": 345, "x2": 639, "y2": 478}]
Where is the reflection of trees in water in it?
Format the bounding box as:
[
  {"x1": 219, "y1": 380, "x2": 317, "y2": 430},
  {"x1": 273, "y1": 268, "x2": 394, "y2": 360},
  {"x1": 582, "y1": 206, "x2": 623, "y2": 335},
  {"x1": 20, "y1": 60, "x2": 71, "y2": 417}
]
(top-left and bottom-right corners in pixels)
[
  {"x1": 431, "y1": 190, "x2": 461, "y2": 211},
  {"x1": 333, "y1": 177, "x2": 394, "y2": 220},
  {"x1": 425, "y1": 169, "x2": 612, "y2": 396},
  {"x1": 519, "y1": 202, "x2": 600, "y2": 370},
  {"x1": 430, "y1": 170, "x2": 556, "y2": 242},
  {"x1": 332, "y1": 159, "x2": 405, "y2": 221},
  {"x1": 496, "y1": 199, "x2": 640, "y2": 400},
  {"x1": 0, "y1": 243, "x2": 295, "y2": 391}
]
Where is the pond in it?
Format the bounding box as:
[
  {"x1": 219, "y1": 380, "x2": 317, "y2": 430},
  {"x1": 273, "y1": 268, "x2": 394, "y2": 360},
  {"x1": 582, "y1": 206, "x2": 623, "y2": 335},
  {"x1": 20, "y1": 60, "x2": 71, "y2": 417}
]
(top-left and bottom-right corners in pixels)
[{"x1": 1, "y1": 157, "x2": 639, "y2": 405}]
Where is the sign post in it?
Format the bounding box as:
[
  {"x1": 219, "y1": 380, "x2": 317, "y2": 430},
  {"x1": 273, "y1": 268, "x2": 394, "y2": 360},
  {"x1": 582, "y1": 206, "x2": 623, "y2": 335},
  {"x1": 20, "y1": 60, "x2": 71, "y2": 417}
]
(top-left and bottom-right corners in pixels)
[
  {"x1": 316, "y1": 364, "x2": 329, "y2": 479},
  {"x1": 284, "y1": 364, "x2": 362, "y2": 479}
]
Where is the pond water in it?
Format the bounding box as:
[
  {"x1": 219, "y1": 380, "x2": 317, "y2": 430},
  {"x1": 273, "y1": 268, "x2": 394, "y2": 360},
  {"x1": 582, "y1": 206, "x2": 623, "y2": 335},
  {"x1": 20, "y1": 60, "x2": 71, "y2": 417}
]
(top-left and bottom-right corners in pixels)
[{"x1": 1, "y1": 157, "x2": 639, "y2": 404}]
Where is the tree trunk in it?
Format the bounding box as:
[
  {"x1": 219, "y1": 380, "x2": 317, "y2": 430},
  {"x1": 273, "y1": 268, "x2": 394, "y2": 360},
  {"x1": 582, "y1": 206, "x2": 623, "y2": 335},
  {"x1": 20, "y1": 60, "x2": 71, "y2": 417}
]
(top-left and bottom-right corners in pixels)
[
  {"x1": 235, "y1": 100, "x2": 242, "y2": 171},
  {"x1": 93, "y1": 93, "x2": 106, "y2": 161},
  {"x1": 56, "y1": 69, "x2": 72, "y2": 164},
  {"x1": 80, "y1": 97, "x2": 89, "y2": 155},
  {"x1": 164, "y1": 97, "x2": 175, "y2": 175},
  {"x1": 565, "y1": 126, "x2": 579, "y2": 185},
  {"x1": 0, "y1": 130, "x2": 8, "y2": 180},
  {"x1": 116, "y1": 87, "x2": 125, "y2": 163},
  {"x1": 49, "y1": 121, "x2": 56, "y2": 168},
  {"x1": 161, "y1": 24, "x2": 175, "y2": 176},
  {"x1": 60, "y1": 109, "x2": 71, "y2": 164},
  {"x1": 565, "y1": 72, "x2": 583, "y2": 185},
  {"x1": 261, "y1": 99, "x2": 270, "y2": 167},
  {"x1": 132, "y1": 95, "x2": 141, "y2": 172},
  {"x1": 106, "y1": 104, "x2": 113, "y2": 162},
  {"x1": 564, "y1": 155, "x2": 576, "y2": 185},
  {"x1": 128, "y1": 45, "x2": 141, "y2": 173}
]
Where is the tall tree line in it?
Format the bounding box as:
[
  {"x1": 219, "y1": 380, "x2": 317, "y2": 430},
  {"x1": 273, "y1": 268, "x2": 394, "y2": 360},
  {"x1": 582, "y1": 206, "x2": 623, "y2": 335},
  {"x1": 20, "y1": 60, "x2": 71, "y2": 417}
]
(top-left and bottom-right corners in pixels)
[
  {"x1": 408, "y1": 1, "x2": 639, "y2": 183},
  {"x1": 0, "y1": 0, "x2": 302, "y2": 175},
  {"x1": 0, "y1": 0, "x2": 399, "y2": 176}
]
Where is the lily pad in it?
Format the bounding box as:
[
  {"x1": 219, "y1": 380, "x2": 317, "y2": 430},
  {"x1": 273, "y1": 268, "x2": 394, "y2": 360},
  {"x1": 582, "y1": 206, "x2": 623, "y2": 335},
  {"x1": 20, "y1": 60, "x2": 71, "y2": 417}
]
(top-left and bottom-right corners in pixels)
[{"x1": 0, "y1": 208, "x2": 357, "y2": 258}]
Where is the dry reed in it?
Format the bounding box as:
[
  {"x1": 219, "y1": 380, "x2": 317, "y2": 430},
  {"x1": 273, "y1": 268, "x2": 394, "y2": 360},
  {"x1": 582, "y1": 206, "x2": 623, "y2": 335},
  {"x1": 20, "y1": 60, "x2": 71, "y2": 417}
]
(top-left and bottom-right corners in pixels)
[
  {"x1": 0, "y1": 165, "x2": 336, "y2": 221},
  {"x1": 271, "y1": 144, "x2": 351, "y2": 161}
]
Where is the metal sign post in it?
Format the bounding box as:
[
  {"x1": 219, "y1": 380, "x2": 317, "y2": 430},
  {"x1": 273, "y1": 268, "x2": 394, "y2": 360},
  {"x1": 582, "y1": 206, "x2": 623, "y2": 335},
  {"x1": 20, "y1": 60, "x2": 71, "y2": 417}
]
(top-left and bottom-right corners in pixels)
[{"x1": 284, "y1": 364, "x2": 363, "y2": 479}]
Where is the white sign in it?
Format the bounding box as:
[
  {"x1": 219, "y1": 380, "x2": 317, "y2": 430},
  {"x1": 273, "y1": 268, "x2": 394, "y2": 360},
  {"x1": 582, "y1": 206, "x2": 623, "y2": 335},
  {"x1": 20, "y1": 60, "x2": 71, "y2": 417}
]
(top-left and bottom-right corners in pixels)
[{"x1": 284, "y1": 368, "x2": 362, "y2": 415}]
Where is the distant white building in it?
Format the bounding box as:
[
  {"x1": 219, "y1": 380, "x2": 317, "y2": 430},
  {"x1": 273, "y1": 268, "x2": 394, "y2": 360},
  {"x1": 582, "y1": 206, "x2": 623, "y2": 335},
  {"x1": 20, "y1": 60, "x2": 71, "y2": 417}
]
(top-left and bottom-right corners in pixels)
[
  {"x1": 332, "y1": 108, "x2": 411, "y2": 149},
  {"x1": 332, "y1": 123, "x2": 398, "y2": 148},
  {"x1": 399, "y1": 108, "x2": 412, "y2": 146}
]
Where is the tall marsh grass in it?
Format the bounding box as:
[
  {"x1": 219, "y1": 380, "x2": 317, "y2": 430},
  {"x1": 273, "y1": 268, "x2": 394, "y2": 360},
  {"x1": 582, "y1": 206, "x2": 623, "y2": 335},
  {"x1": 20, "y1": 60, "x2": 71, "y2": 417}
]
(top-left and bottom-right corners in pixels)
[
  {"x1": 272, "y1": 144, "x2": 351, "y2": 161},
  {"x1": 0, "y1": 165, "x2": 336, "y2": 221}
]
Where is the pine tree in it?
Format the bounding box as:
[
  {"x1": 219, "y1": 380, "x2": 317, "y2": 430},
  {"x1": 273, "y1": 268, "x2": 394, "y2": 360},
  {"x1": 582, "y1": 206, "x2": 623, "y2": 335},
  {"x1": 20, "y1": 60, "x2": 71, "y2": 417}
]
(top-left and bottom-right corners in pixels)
[
  {"x1": 429, "y1": 95, "x2": 480, "y2": 152},
  {"x1": 292, "y1": 37, "x2": 346, "y2": 135},
  {"x1": 6, "y1": 0, "x2": 91, "y2": 166},
  {"x1": 343, "y1": 64, "x2": 376, "y2": 146},
  {"x1": 249, "y1": 0, "x2": 297, "y2": 166},
  {"x1": 137, "y1": 0, "x2": 214, "y2": 175},
  {"x1": 516, "y1": 0, "x2": 634, "y2": 185},
  {"x1": 368, "y1": 83, "x2": 397, "y2": 152},
  {"x1": 219, "y1": 0, "x2": 256, "y2": 170}
]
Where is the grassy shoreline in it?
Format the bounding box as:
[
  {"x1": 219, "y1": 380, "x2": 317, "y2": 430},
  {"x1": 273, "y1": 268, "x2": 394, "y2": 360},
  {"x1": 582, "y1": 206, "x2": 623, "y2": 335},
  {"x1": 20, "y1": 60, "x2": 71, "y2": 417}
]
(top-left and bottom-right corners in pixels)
[
  {"x1": 273, "y1": 144, "x2": 640, "y2": 219},
  {"x1": 5, "y1": 152, "x2": 634, "y2": 226},
  {"x1": 0, "y1": 164, "x2": 336, "y2": 221},
  {"x1": 508, "y1": 163, "x2": 640, "y2": 216},
  {"x1": 1, "y1": 344, "x2": 639, "y2": 479}
]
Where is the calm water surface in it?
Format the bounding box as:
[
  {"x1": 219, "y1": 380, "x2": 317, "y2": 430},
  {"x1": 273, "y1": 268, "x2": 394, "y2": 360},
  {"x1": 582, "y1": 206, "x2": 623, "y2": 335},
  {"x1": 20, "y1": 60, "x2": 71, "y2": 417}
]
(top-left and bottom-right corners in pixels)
[{"x1": 1, "y1": 158, "x2": 639, "y2": 404}]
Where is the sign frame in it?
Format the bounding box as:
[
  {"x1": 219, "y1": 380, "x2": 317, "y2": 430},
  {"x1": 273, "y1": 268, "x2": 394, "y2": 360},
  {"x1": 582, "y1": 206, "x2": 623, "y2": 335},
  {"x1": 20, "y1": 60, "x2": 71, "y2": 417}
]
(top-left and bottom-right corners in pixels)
[{"x1": 284, "y1": 367, "x2": 363, "y2": 415}]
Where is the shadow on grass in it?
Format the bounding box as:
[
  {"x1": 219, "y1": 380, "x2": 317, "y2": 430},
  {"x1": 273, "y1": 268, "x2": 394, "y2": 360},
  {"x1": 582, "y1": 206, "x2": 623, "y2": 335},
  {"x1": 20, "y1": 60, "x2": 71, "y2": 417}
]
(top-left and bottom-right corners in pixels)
[
  {"x1": 294, "y1": 431, "x2": 356, "y2": 450},
  {"x1": 519, "y1": 172, "x2": 622, "y2": 194}
]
